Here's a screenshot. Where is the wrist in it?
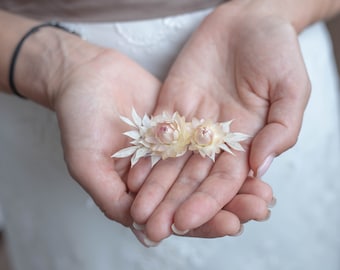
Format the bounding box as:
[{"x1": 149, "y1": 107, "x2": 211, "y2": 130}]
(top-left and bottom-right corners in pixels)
[{"x1": 14, "y1": 25, "x2": 101, "y2": 109}]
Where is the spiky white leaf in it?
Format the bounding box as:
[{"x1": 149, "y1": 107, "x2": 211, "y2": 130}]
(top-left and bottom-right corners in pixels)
[
  {"x1": 151, "y1": 155, "x2": 161, "y2": 167},
  {"x1": 226, "y1": 141, "x2": 245, "y2": 152},
  {"x1": 130, "y1": 140, "x2": 140, "y2": 145},
  {"x1": 219, "y1": 143, "x2": 235, "y2": 155},
  {"x1": 132, "y1": 108, "x2": 142, "y2": 127},
  {"x1": 207, "y1": 152, "x2": 216, "y2": 162},
  {"x1": 130, "y1": 153, "x2": 143, "y2": 167},
  {"x1": 134, "y1": 147, "x2": 150, "y2": 161},
  {"x1": 130, "y1": 153, "x2": 140, "y2": 167},
  {"x1": 123, "y1": 130, "x2": 141, "y2": 140},
  {"x1": 120, "y1": 115, "x2": 136, "y2": 128},
  {"x1": 220, "y1": 120, "x2": 233, "y2": 132},
  {"x1": 111, "y1": 146, "x2": 138, "y2": 158},
  {"x1": 142, "y1": 114, "x2": 151, "y2": 127},
  {"x1": 225, "y1": 132, "x2": 251, "y2": 142}
]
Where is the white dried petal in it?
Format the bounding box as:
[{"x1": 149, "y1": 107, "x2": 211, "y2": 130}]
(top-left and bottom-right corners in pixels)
[
  {"x1": 219, "y1": 143, "x2": 235, "y2": 155},
  {"x1": 123, "y1": 130, "x2": 141, "y2": 140},
  {"x1": 120, "y1": 115, "x2": 136, "y2": 128},
  {"x1": 131, "y1": 154, "x2": 139, "y2": 167},
  {"x1": 220, "y1": 120, "x2": 233, "y2": 132},
  {"x1": 151, "y1": 155, "x2": 161, "y2": 167},
  {"x1": 224, "y1": 132, "x2": 251, "y2": 142},
  {"x1": 111, "y1": 146, "x2": 139, "y2": 158},
  {"x1": 135, "y1": 147, "x2": 150, "y2": 160},
  {"x1": 132, "y1": 107, "x2": 142, "y2": 127},
  {"x1": 226, "y1": 141, "x2": 245, "y2": 152},
  {"x1": 142, "y1": 114, "x2": 151, "y2": 127},
  {"x1": 208, "y1": 152, "x2": 216, "y2": 162},
  {"x1": 131, "y1": 148, "x2": 146, "y2": 167}
]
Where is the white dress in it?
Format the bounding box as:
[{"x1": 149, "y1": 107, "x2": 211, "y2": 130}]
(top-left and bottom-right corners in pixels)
[{"x1": 1, "y1": 8, "x2": 340, "y2": 270}]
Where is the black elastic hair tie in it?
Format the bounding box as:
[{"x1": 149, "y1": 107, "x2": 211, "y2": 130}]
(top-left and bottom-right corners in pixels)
[{"x1": 9, "y1": 21, "x2": 80, "y2": 99}]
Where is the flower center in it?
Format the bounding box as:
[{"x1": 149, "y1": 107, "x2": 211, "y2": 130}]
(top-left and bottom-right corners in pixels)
[
  {"x1": 194, "y1": 126, "x2": 214, "y2": 146},
  {"x1": 155, "y1": 123, "x2": 178, "y2": 144}
]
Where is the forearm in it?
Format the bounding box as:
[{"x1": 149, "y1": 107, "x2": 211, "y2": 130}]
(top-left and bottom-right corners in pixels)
[{"x1": 0, "y1": 10, "x2": 99, "y2": 108}]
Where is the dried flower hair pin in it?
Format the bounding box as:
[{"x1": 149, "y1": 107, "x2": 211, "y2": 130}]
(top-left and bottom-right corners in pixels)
[{"x1": 111, "y1": 108, "x2": 250, "y2": 167}]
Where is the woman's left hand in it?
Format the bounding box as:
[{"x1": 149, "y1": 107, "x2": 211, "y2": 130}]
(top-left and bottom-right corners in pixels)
[{"x1": 128, "y1": 0, "x2": 310, "y2": 242}]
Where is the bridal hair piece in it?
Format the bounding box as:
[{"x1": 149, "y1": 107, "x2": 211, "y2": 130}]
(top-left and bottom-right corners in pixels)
[
  {"x1": 9, "y1": 21, "x2": 80, "y2": 99},
  {"x1": 112, "y1": 108, "x2": 250, "y2": 167}
]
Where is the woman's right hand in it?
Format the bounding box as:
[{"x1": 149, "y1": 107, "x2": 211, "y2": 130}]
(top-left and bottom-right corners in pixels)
[{"x1": 51, "y1": 44, "x2": 162, "y2": 227}]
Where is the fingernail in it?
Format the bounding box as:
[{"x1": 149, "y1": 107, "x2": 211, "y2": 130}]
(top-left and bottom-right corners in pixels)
[
  {"x1": 268, "y1": 197, "x2": 277, "y2": 208},
  {"x1": 259, "y1": 210, "x2": 271, "y2": 222},
  {"x1": 265, "y1": 210, "x2": 272, "y2": 221},
  {"x1": 232, "y1": 224, "x2": 244, "y2": 237},
  {"x1": 171, "y1": 224, "x2": 190, "y2": 235},
  {"x1": 142, "y1": 236, "x2": 160, "y2": 248},
  {"x1": 256, "y1": 155, "x2": 274, "y2": 177},
  {"x1": 132, "y1": 222, "x2": 145, "y2": 231}
]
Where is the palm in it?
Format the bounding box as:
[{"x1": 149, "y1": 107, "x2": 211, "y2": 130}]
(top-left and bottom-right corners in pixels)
[
  {"x1": 53, "y1": 49, "x2": 161, "y2": 225},
  {"x1": 129, "y1": 7, "x2": 309, "y2": 241}
]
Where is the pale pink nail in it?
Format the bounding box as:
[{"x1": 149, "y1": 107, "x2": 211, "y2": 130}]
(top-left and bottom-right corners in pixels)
[
  {"x1": 259, "y1": 210, "x2": 271, "y2": 222},
  {"x1": 142, "y1": 236, "x2": 160, "y2": 247},
  {"x1": 132, "y1": 222, "x2": 145, "y2": 231},
  {"x1": 256, "y1": 155, "x2": 274, "y2": 177},
  {"x1": 171, "y1": 224, "x2": 189, "y2": 235},
  {"x1": 131, "y1": 228, "x2": 160, "y2": 248},
  {"x1": 232, "y1": 224, "x2": 244, "y2": 237},
  {"x1": 268, "y1": 196, "x2": 277, "y2": 208}
]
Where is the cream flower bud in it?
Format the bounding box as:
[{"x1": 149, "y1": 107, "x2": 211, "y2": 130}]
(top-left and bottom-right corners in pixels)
[
  {"x1": 147, "y1": 112, "x2": 191, "y2": 160},
  {"x1": 189, "y1": 118, "x2": 249, "y2": 161},
  {"x1": 193, "y1": 126, "x2": 214, "y2": 146},
  {"x1": 155, "y1": 123, "x2": 179, "y2": 144}
]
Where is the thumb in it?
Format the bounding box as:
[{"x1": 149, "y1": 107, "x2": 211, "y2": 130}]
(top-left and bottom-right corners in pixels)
[{"x1": 250, "y1": 77, "x2": 311, "y2": 177}]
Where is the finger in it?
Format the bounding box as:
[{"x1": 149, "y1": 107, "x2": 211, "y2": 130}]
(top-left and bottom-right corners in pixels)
[
  {"x1": 127, "y1": 157, "x2": 152, "y2": 193},
  {"x1": 130, "y1": 227, "x2": 160, "y2": 248},
  {"x1": 173, "y1": 150, "x2": 249, "y2": 232},
  {"x1": 142, "y1": 155, "x2": 213, "y2": 242},
  {"x1": 185, "y1": 210, "x2": 242, "y2": 238},
  {"x1": 250, "y1": 74, "x2": 311, "y2": 177},
  {"x1": 238, "y1": 176, "x2": 274, "y2": 205},
  {"x1": 174, "y1": 195, "x2": 270, "y2": 239},
  {"x1": 130, "y1": 153, "x2": 191, "y2": 225},
  {"x1": 66, "y1": 150, "x2": 133, "y2": 226},
  {"x1": 223, "y1": 194, "x2": 270, "y2": 223},
  {"x1": 172, "y1": 194, "x2": 269, "y2": 238}
]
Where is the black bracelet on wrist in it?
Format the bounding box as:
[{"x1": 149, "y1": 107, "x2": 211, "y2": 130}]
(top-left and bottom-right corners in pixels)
[{"x1": 9, "y1": 21, "x2": 80, "y2": 99}]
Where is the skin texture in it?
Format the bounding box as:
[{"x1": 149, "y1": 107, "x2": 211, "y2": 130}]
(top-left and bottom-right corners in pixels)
[
  {"x1": 0, "y1": 0, "x2": 340, "y2": 246},
  {"x1": 51, "y1": 42, "x2": 273, "y2": 243},
  {"x1": 0, "y1": 10, "x2": 273, "y2": 245}
]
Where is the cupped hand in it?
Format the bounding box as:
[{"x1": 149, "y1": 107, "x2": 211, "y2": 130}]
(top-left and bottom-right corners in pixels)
[
  {"x1": 51, "y1": 46, "x2": 161, "y2": 226},
  {"x1": 128, "y1": 0, "x2": 310, "y2": 242}
]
